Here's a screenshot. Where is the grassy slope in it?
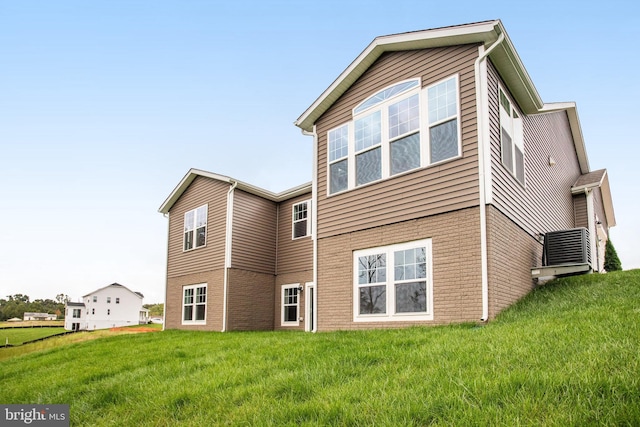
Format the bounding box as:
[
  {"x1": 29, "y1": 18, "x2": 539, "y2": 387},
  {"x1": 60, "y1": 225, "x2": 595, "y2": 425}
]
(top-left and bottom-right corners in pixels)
[{"x1": 1, "y1": 270, "x2": 639, "y2": 426}]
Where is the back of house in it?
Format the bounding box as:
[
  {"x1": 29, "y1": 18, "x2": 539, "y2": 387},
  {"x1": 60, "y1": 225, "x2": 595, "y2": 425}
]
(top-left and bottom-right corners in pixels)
[{"x1": 160, "y1": 20, "x2": 615, "y2": 333}]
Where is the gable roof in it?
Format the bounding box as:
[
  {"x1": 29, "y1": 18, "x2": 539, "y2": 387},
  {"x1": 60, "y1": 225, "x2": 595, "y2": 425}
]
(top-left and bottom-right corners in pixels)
[
  {"x1": 294, "y1": 20, "x2": 591, "y2": 175},
  {"x1": 82, "y1": 283, "x2": 144, "y2": 300},
  {"x1": 158, "y1": 168, "x2": 312, "y2": 215},
  {"x1": 571, "y1": 169, "x2": 616, "y2": 227}
]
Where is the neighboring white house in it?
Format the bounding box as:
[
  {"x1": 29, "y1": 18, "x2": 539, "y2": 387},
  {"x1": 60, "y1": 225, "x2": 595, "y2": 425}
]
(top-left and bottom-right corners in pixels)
[
  {"x1": 23, "y1": 312, "x2": 57, "y2": 321},
  {"x1": 64, "y1": 283, "x2": 149, "y2": 331}
]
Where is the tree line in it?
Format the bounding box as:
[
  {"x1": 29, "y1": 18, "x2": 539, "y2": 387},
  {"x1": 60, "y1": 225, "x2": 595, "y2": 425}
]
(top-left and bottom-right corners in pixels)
[{"x1": 0, "y1": 294, "x2": 70, "y2": 321}]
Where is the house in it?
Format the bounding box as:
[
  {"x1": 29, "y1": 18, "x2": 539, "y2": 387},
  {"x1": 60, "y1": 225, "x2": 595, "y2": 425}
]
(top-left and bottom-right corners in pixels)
[
  {"x1": 23, "y1": 312, "x2": 57, "y2": 321},
  {"x1": 159, "y1": 20, "x2": 615, "y2": 332},
  {"x1": 64, "y1": 283, "x2": 150, "y2": 331}
]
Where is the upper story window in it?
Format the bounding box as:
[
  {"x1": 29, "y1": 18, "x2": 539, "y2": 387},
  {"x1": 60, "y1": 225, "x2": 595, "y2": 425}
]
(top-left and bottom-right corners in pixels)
[
  {"x1": 327, "y1": 76, "x2": 461, "y2": 195},
  {"x1": 354, "y1": 239, "x2": 433, "y2": 322},
  {"x1": 184, "y1": 205, "x2": 208, "y2": 251},
  {"x1": 92, "y1": 296, "x2": 97, "y2": 303},
  {"x1": 292, "y1": 200, "x2": 311, "y2": 239},
  {"x1": 107, "y1": 297, "x2": 111, "y2": 304},
  {"x1": 499, "y1": 86, "x2": 525, "y2": 185},
  {"x1": 72, "y1": 309, "x2": 81, "y2": 318},
  {"x1": 116, "y1": 298, "x2": 120, "y2": 304}
]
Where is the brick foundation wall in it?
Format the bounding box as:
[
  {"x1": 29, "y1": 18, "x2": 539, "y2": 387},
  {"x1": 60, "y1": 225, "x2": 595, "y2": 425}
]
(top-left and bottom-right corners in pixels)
[
  {"x1": 317, "y1": 207, "x2": 483, "y2": 331},
  {"x1": 274, "y1": 270, "x2": 313, "y2": 331},
  {"x1": 226, "y1": 268, "x2": 275, "y2": 331},
  {"x1": 165, "y1": 269, "x2": 224, "y2": 331},
  {"x1": 486, "y1": 205, "x2": 542, "y2": 319}
]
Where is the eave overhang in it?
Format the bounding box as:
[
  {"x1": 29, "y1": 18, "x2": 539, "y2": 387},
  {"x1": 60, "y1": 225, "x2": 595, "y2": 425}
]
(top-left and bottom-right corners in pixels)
[
  {"x1": 158, "y1": 168, "x2": 312, "y2": 215},
  {"x1": 295, "y1": 19, "x2": 544, "y2": 133},
  {"x1": 571, "y1": 169, "x2": 616, "y2": 228}
]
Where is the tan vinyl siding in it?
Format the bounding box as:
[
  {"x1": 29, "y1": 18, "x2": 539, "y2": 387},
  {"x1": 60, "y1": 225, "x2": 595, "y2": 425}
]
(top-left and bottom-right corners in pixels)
[
  {"x1": 317, "y1": 207, "x2": 482, "y2": 331},
  {"x1": 165, "y1": 269, "x2": 224, "y2": 331},
  {"x1": 167, "y1": 176, "x2": 228, "y2": 277},
  {"x1": 573, "y1": 193, "x2": 588, "y2": 228},
  {"x1": 226, "y1": 268, "x2": 275, "y2": 331},
  {"x1": 315, "y1": 45, "x2": 481, "y2": 239},
  {"x1": 231, "y1": 190, "x2": 277, "y2": 274},
  {"x1": 276, "y1": 193, "x2": 313, "y2": 274},
  {"x1": 488, "y1": 61, "x2": 580, "y2": 237},
  {"x1": 486, "y1": 206, "x2": 541, "y2": 318},
  {"x1": 593, "y1": 187, "x2": 607, "y2": 231}
]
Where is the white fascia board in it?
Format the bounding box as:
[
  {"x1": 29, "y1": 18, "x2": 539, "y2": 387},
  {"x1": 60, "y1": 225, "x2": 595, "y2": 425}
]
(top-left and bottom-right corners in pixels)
[
  {"x1": 295, "y1": 20, "x2": 502, "y2": 132},
  {"x1": 159, "y1": 168, "x2": 312, "y2": 214},
  {"x1": 600, "y1": 173, "x2": 616, "y2": 228}
]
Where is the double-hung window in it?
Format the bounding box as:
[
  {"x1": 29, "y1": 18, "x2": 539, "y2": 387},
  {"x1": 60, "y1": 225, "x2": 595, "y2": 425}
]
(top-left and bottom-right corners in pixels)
[
  {"x1": 281, "y1": 285, "x2": 299, "y2": 326},
  {"x1": 72, "y1": 309, "x2": 81, "y2": 318},
  {"x1": 354, "y1": 239, "x2": 433, "y2": 322},
  {"x1": 499, "y1": 86, "x2": 525, "y2": 185},
  {"x1": 184, "y1": 205, "x2": 208, "y2": 251},
  {"x1": 292, "y1": 201, "x2": 311, "y2": 239},
  {"x1": 182, "y1": 284, "x2": 207, "y2": 324},
  {"x1": 327, "y1": 76, "x2": 461, "y2": 195}
]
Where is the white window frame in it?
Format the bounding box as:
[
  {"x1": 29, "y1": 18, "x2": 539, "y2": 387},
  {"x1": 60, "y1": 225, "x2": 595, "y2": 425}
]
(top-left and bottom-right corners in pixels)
[
  {"x1": 183, "y1": 204, "x2": 208, "y2": 252},
  {"x1": 292, "y1": 200, "x2": 311, "y2": 239},
  {"x1": 72, "y1": 309, "x2": 81, "y2": 319},
  {"x1": 107, "y1": 297, "x2": 111, "y2": 304},
  {"x1": 115, "y1": 298, "x2": 120, "y2": 304},
  {"x1": 92, "y1": 296, "x2": 97, "y2": 303},
  {"x1": 326, "y1": 75, "x2": 462, "y2": 196},
  {"x1": 182, "y1": 283, "x2": 207, "y2": 325},
  {"x1": 353, "y1": 239, "x2": 433, "y2": 322},
  {"x1": 281, "y1": 284, "x2": 300, "y2": 326},
  {"x1": 499, "y1": 85, "x2": 525, "y2": 186}
]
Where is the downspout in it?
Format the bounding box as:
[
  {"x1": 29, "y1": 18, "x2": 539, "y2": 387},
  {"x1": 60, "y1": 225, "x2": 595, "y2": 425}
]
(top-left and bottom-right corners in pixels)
[
  {"x1": 162, "y1": 213, "x2": 170, "y2": 331},
  {"x1": 474, "y1": 31, "x2": 505, "y2": 322},
  {"x1": 222, "y1": 180, "x2": 238, "y2": 332},
  {"x1": 302, "y1": 126, "x2": 318, "y2": 330},
  {"x1": 584, "y1": 188, "x2": 596, "y2": 272}
]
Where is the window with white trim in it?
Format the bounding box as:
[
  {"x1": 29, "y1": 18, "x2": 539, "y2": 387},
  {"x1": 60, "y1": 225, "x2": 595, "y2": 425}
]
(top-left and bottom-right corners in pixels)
[
  {"x1": 327, "y1": 76, "x2": 461, "y2": 194},
  {"x1": 107, "y1": 297, "x2": 111, "y2": 304},
  {"x1": 116, "y1": 298, "x2": 120, "y2": 304},
  {"x1": 499, "y1": 86, "x2": 525, "y2": 185},
  {"x1": 281, "y1": 284, "x2": 299, "y2": 326},
  {"x1": 184, "y1": 205, "x2": 208, "y2": 251},
  {"x1": 182, "y1": 284, "x2": 207, "y2": 324},
  {"x1": 353, "y1": 239, "x2": 433, "y2": 322},
  {"x1": 292, "y1": 201, "x2": 311, "y2": 239},
  {"x1": 92, "y1": 296, "x2": 97, "y2": 303},
  {"x1": 72, "y1": 309, "x2": 81, "y2": 318}
]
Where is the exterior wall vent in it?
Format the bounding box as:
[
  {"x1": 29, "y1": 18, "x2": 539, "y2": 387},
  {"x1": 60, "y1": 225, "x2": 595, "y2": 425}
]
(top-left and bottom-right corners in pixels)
[{"x1": 542, "y1": 228, "x2": 591, "y2": 267}]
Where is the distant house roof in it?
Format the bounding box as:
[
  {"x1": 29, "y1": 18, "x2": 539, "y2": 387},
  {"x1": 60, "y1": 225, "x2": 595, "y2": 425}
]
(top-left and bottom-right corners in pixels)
[
  {"x1": 66, "y1": 302, "x2": 85, "y2": 307},
  {"x1": 158, "y1": 168, "x2": 312, "y2": 214},
  {"x1": 571, "y1": 169, "x2": 616, "y2": 227},
  {"x1": 23, "y1": 312, "x2": 55, "y2": 317},
  {"x1": 82, "y1": 283, "x2": 144, "y2": 300}
]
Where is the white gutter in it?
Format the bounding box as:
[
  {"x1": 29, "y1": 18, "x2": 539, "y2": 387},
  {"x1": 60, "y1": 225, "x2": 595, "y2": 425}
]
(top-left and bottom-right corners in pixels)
[
  {"x1": 474, "y1": 31, "x2": 505, "y2": 322},
  {"x1": 222, "y1": 180, "x2": 238, "y2": 332},
  {"x1": 302, "y1": 126, "x2": 318, "y2": 330}
]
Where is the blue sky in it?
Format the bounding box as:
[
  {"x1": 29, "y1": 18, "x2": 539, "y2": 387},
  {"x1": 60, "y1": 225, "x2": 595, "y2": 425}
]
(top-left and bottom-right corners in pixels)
[{"x1": 1, "y1": 1, "x2": 638, "y2": 303}]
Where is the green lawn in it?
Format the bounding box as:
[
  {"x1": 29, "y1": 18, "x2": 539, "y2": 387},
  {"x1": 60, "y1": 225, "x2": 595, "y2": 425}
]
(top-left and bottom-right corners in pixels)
[
  {"x1": 0, "y1": 327, "x2": 66, "y2": 346},
  {"x1": 1, "y1": 270, "x2": 639, "y2": 426}
]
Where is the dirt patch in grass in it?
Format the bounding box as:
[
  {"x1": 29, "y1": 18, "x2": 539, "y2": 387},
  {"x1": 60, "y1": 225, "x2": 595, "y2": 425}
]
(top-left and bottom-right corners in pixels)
[{"x1": 108, "y1": 326, "x2": 160, "y2": 333}]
